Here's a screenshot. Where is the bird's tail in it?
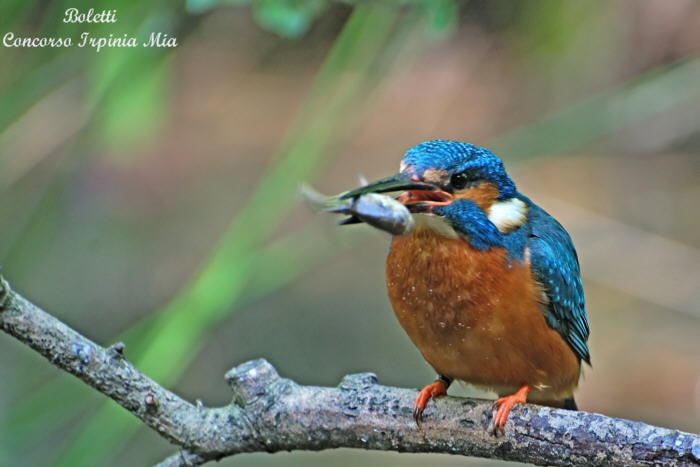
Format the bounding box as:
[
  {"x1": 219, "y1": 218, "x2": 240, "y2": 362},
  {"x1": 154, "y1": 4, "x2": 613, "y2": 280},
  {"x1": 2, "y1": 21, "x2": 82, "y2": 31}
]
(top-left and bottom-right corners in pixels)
[{"x1": 562, "y1": 397, "x2": 578, "y2": 410}]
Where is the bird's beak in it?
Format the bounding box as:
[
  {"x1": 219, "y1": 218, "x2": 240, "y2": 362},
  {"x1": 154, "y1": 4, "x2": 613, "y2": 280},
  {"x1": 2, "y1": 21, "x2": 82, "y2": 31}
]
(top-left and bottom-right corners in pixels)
[
  {"x1": 339, "y1": 173, "x2": 434, "y2": 199},
  {"x1": 339, "y1": 172, "x2": 453, "y2": 212},
  {"x1": 397, "y1": 188, "x2": 453, "y2": 212}
]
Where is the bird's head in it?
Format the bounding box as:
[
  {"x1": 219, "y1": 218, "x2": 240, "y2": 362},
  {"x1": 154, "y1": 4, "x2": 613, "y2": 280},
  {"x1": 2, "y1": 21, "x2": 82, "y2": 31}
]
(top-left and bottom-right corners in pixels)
[
  {"x1": 339, "y1": 140, "x2": 526, "y2": 235},
  {"x1": 340, "y1": 141, "x2": 523, "y2": 233}
]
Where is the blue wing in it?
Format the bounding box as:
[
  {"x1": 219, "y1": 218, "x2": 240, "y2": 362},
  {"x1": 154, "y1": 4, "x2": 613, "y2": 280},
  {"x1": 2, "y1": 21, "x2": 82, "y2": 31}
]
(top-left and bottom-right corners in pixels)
[{"x1": 518, "y1": 194, "x2": 591, "y2": 364}]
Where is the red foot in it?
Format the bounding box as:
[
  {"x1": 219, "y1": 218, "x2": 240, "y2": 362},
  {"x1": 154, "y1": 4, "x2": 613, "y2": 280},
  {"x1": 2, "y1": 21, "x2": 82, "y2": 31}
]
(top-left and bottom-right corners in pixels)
[
  {"x1": 492, "y1": 384, "x2": 531, "y2": 435},
  {"x1": 413, "y1": 380, "x2": 448, "y2": 425}
]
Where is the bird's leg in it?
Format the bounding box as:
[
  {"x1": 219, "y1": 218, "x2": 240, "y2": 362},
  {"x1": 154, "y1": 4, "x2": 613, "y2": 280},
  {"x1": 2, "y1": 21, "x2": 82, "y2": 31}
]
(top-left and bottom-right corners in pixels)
[
  {"x1": 492, "y1": 383, "x2": 531, "y2": 435},
  {"x1": 413, "y1": 375, "x2": 452, "y2": 426}
]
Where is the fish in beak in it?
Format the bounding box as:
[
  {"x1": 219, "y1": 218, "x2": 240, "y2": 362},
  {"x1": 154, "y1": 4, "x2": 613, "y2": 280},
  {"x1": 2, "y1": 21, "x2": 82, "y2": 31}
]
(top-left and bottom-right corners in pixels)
[
  {"x1": 339, "y1": 173, "x2": 453, "y2": 213},
  {"x1": 302, "y1": 172, "x2": 455, "y2": 236}
]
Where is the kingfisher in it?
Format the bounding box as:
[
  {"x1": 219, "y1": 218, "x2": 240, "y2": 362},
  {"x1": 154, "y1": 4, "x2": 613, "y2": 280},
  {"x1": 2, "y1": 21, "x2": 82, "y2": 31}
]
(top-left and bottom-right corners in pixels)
[{"x1": 338, "y1": 140, "x2": 590, "y2": 433}]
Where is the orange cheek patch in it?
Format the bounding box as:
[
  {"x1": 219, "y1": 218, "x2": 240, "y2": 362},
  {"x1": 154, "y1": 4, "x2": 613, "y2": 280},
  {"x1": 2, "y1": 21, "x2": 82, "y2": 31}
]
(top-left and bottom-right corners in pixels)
[{"x1": 453, "y1": 182, "x2": 500, "y2": 211}]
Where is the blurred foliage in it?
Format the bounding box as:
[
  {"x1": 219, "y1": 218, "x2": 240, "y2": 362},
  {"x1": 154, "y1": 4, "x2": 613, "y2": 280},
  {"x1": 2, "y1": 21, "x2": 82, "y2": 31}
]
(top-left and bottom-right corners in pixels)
[
  {"x1": 512, "y1": 0, "x2": 595, "y2": 56},
  {"x1": 0, "y1": 0, "x2": 698, "y2": 466},
  {"x1": 89, "y1": 48, "x2": 173, "y2": 154},
  {"x1": 187, "y1": 0, "x2": 328, "y2": 38},
  {"x1": 55, "y1": 5, "x2": 410, "y2": 464},
  {"x1": 252, "y1": 0, "x2": 327, "y2": 39},
  {"x1": 186, "y1": 0, "x2": 459, "y2": 39},
  {"x1": 492, "y1": 59, "x2": 700, "y2": 159},
  {"x1": 419, "y1": 0, "x2": 458, "y2": 38}
]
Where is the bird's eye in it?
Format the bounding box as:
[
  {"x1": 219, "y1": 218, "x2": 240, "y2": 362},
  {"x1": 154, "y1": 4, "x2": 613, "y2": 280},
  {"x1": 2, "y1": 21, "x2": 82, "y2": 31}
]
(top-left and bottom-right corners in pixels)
[{"x1": 450, "y1": 172, "x2": 470, "y2": 190}]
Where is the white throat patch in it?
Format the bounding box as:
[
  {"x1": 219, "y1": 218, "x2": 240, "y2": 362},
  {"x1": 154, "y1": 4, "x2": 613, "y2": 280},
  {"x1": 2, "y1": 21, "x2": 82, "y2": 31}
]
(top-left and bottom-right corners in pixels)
[{"x1": 487, "y1": 197, "x2": 528, "y2": 233}]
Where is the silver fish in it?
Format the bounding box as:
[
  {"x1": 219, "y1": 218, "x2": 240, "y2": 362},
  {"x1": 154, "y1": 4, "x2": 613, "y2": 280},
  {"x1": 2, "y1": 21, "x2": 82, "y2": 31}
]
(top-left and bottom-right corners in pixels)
[{"x1": 301, "y1": 185, "x2": 415, "y2": 236}]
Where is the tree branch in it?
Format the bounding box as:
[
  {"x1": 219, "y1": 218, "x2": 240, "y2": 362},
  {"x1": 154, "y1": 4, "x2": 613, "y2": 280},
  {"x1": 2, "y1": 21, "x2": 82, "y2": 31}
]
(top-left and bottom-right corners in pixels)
[{"x1": 1, "y1": 276, "x2": 698, "y2": 466}]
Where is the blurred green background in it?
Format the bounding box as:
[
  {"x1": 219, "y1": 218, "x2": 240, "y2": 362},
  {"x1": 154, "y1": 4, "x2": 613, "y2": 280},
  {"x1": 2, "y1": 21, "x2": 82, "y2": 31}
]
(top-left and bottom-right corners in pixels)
[{"x1": 1, "y1": 0, "x2": 699, "y2": 466}]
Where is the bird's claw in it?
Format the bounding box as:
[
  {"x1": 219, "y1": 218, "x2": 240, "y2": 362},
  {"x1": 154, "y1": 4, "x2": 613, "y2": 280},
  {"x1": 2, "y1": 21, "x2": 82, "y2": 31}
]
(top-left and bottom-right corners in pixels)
[
  {"x1": 491, "y1": 384, "x2": 531, "y2": 435},
  {"x1": 412, "y1": 380, "x2": 448, "y2": 427},
  {"x1": 491, "y1": 396, "x2": 512, "y2": 435},
  {"x1": 412, "y1": 406, "x2": 423, "y2": 428}
]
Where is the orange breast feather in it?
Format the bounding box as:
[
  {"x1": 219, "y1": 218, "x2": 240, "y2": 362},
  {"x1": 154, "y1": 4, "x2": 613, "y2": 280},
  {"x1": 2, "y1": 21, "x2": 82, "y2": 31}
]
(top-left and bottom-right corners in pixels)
[{"x1": 386, "y1": 228, "x2": 580, "y2": 403}]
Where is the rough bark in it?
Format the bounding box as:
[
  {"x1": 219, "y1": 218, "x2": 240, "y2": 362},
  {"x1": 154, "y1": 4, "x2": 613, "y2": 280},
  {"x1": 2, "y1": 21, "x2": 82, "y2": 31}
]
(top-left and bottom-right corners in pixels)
[{"x1": 1, "y1": 276, "x2": 698, "y2": 466}]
